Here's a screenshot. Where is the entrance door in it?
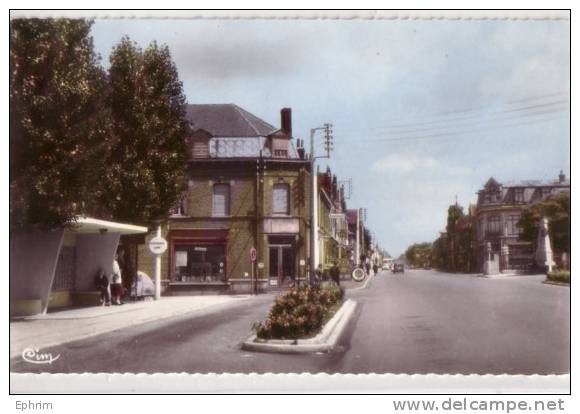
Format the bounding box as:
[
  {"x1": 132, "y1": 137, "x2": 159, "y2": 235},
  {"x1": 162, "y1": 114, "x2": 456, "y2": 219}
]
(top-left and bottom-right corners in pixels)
[{"x1": 268, "y1": 245, "x2": 295, "y2": 285}]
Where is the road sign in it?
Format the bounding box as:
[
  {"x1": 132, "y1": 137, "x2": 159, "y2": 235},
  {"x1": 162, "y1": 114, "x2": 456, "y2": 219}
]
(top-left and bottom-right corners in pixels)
[
  {"x1": 250, "y1": 247, "x2": 257, "y2": 262},
  {"x1": 148, "y1": 236, "x2": 168, "y2": 255}
]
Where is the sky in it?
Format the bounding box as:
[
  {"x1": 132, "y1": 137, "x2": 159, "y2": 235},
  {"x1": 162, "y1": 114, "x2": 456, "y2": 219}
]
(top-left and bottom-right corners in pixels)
[{"x1": 90, "y1": 17, "x2": 570, "y2": 258}]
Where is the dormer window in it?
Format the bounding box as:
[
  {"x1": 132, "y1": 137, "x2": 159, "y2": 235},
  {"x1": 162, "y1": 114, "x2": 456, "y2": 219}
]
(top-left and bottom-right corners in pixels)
[
  {"x1": 514, "y1": 188, "x2": 524, "y2": 202},
  {"x1": 273, "y1": 149, "x2": 288, "y2": 158}
]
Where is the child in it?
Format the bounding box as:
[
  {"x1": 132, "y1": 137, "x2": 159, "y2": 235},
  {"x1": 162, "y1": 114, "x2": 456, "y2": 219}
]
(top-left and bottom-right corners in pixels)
[{"x1": 95, "y1": 269, "x2": 111, "y2": 306}]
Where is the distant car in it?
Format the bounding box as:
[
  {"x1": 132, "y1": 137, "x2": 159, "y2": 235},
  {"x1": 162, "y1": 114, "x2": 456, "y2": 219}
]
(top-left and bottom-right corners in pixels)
[
  {"x1": 382, "y1": 264, "x2": 389, "y2": 271},
  {"x1": 392, "y1": 263, "x2": 405, "y2": 273}
]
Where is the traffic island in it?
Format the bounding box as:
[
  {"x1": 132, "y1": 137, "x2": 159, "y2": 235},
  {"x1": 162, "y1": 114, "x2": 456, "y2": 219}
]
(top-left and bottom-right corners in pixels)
[{"x1": 242, "y1": 299, "x2": 357, "y2": 354}]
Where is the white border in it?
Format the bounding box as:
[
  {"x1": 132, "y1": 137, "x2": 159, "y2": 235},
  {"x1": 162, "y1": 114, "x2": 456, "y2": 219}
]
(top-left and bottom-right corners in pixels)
[{"x1": 5, "y1": 7, "x2": 574, "y2": 398}]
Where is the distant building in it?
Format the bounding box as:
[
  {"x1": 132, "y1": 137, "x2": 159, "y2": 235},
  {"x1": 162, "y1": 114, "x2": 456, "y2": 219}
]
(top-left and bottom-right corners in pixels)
[
  {"x1": 317, "y1": 167, "x2": 349, "y2": 272},
  {"x1": 475, "y1": 171, "x2": 570, "y2": 273}
]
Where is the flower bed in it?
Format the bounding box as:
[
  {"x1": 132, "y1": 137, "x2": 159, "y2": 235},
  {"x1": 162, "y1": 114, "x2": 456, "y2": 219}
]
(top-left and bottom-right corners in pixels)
[
  {"x1": 253, "y1": 285, "x2": 344, "y2": 340},
  {"x1": 547, "y1": 270, "x2": 570, "y2": 284}
]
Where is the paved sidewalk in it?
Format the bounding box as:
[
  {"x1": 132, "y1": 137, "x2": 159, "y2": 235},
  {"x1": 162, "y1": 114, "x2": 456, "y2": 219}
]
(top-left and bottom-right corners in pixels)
[{"x1": 10, "y1": 295, "x2": 253, "y2": 358}]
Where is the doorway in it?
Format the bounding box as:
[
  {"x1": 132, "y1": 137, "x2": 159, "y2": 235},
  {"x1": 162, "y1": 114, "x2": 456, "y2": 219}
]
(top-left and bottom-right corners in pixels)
[{"x1": 268, "y1": 245, "x2": 295, "y2": 286}]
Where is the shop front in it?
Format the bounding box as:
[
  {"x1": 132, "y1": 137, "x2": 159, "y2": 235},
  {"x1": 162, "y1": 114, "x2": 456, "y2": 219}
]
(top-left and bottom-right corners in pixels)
[{"x1": 167, "y1": 229, "x2": 230, "y2": 293}]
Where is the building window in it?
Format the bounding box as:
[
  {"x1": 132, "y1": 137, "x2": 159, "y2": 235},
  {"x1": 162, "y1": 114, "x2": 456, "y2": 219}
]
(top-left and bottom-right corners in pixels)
[
  {"x1": 170, "y1": 195, "x2": 187, "y2": 216},
  {"x1": 514, "y1": 188, "x2": 524, "y2": 202},
  {"x1": 272, "y1": 183, "x2": 290, "y2": 215},
  {"x1": 212, "y1": 184, "x2": 230, "y2": 217},
  {"x1": 479, "y1": 219, "x2": 485, "y2": 240},
  {"x1": 273, "y1": 149, "x2": 288, "y2": 158},
  {"x1": 173, "y1": 244, "x2": 226, "y2": 282},
  {"x1": 487, "y1": 215, "x2": 501, "y2": 235},
  {"x1": 506, "y1": 215, "x2": 521, "y2": 235}
]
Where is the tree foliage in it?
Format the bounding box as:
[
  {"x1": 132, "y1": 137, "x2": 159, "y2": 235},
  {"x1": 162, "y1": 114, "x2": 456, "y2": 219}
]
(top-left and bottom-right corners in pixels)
[
  {"x1": 405, "y1": 242, "x2": 432, "y2": 268},
  {"x1": 10, "y1": 18, "x2": 112, "y2": 230},
  {"x1": 446, "y1": 204, "x2": 464, "y2": 233},
  {"x1": 103, "y1": 37, "x2": 190, "y2": 225},
  {"x1": 518, "y1": 192, "x2": 570, "y2": 254}
]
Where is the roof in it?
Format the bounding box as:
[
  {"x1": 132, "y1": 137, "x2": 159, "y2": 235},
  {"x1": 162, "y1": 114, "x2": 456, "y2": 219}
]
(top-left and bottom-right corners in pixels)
[
  {"x1": 502, "y1": 179, "x2": 571, "y2": 188},
  {"x1": 186, "y1": 104, "x2": 276, "y2": 137},
  {"x1": 346, "y1": 209, "x2": 359, "y2": 225}
]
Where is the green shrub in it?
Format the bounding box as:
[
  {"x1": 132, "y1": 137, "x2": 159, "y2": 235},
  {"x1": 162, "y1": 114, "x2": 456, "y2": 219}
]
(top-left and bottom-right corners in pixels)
[
  {"x1": 253, "y1": 285, "x2": 344, "y2": 340},
  {"x1": 547, "y1": 270, "x2": 570, "y2": 284}
]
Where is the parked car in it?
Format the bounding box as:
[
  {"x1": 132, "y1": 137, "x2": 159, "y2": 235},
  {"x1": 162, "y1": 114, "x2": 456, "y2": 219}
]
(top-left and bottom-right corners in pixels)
[{"x1": 392, "y1": 263, "x2": 405, "y2": 273}]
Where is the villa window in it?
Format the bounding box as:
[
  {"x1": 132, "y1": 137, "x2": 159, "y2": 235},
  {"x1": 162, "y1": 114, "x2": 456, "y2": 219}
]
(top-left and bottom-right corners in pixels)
[
  {"x1": 541, "y1": 188, "x2": 552, "y2": 199},
  {"x1": 212, "y1": 184, "x2": 230, "y2": 217},
  {"x1": 487, "y1": 215, "x2": 501, "y2": 235},
  {"x1": 506, "y1": 215, "x2": 521, "y2": 235}
]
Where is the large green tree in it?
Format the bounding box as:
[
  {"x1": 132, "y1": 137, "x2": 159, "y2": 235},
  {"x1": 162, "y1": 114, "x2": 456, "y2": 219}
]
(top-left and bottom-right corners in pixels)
[
  {"x1": 104, "y1": 37, "x2": 189, "y2": 225},
  {"x1": 405, "y1": 242, "x2": 432, "y2": 268},
  {"x1": 518, "y1": 192, "x2": 570, "y2": 254},
  {"x1": 10, "y1": 18, "x2": 112, "y2": 230},
  {"x1": 446, "y1": 204, "x2": 465, "y2": 233}
]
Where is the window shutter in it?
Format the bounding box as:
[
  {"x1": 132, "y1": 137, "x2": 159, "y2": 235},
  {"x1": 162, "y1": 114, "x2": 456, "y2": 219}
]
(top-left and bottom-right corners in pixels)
[
  {"x1": 273, "y1": 184, "x2": 289, "y2": 214},
  {"x1": 213, "y1": 184, "x2": 229, "y2": 216}
]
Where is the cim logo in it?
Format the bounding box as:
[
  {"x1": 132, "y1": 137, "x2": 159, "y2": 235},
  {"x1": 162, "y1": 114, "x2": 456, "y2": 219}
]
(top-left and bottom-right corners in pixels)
[{"x1": 22, "y1": 347, "x2": 60, "y2": 365}]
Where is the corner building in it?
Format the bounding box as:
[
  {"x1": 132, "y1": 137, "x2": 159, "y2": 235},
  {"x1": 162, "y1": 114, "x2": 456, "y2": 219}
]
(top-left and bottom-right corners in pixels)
[{"x1": 138, "y1": 105, "x2": 312, "y2": 293}]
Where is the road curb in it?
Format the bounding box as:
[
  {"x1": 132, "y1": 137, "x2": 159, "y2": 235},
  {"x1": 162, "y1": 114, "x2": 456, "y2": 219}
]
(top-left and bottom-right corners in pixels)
[
  {"x1": 542, "y1": 280, "x2": 570, "y2": 287},
  {"x1": 241, "y1": 299, "x2": 357, "y2": 354}
]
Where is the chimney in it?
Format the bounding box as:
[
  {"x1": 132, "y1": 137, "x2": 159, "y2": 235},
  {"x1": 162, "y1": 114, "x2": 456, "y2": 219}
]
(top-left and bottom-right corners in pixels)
[
  {"x1": 281, "y1": 108, "x2": 292, "y2": 136},
  {"x1": 559, "y1": 170, "x2": 566, "y2": 183}
]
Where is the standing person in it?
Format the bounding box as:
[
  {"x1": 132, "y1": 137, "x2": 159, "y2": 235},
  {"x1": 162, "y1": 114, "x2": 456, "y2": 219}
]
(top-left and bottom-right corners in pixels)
[
  {"x1": 110, "y1": 254, "x2": 124, "y2": 305},
  {"x1": 95, "y1": 269, "x2": 111, "y2": 306},
  {"x1": 365, "y1": 259, "x2": 371, "y2": 276},
  {"x1": 373, "y1": 263, "x2": 379, "y2": 276},
  {"x1": 330, "y1": 261, "x2": 341, "y2": 286},
  {"x1": 314, "y1": 264, "x2": 323, "y2": 287}
]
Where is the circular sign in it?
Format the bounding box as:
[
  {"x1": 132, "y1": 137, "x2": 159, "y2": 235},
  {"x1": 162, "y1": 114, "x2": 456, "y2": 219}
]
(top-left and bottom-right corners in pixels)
[
  {"x1": 351, "y1": 267, "x2": 366, "y2": 282},
  {"x1": 148, "y1": 236, "x2": 168, "y2": 255},
  {"x1": 299, "y1": 259, "x2": 306, "y2": 267},
  {"x1": 250, "y1": 247, "x2": 257, "y2": 262}
]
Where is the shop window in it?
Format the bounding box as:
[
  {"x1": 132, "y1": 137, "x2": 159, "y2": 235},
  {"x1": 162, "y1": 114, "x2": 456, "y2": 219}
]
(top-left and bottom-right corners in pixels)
[
  {"x1": 173, "y1": 244, "x2": 226, "y2": 282},
  {"x1": 212, "y1": 184, "x2": 230, "y2": 217},
  {"x1": 272, "y1": 183, "x2": 290, "y2": 215}
]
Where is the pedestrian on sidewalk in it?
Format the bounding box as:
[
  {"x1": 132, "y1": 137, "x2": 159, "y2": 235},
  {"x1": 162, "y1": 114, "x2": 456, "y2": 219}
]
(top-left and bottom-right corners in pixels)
[
  {"x1": 313, "y1": 264, "x2": 323, "y2": 288},
  {"x1": 110, "y1": 254, "x2": 124, "y2": 305},
  {"x1": 95, "y1": 269, "x2": 111, "y2": 306},
  {"x1": 373, "y1": 263, "x2": 379, "y2": 276},
  {"x1": 330, "y1": 261, "x2": 341, "y2": 286}
]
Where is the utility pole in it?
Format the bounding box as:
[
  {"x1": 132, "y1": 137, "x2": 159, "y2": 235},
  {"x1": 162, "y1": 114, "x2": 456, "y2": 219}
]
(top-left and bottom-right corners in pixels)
[{"x1": 309, "y1": 123, "x2": 333, "y2": 285}]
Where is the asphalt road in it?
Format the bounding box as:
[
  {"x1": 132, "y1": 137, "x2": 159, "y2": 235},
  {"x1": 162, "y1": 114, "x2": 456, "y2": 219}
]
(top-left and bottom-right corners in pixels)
[{"x1": 11, "y1": 270, "x2": 570, "y2": 374}]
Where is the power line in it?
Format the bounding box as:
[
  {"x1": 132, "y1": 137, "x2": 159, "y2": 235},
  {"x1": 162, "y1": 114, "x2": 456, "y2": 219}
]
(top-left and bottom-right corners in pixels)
[
  {"x1": 337, "y1": 93, "x2": 569, "y2": 134},
  {"x1": 337, "y1": 112, "x2": 566, "y2": 145}
]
